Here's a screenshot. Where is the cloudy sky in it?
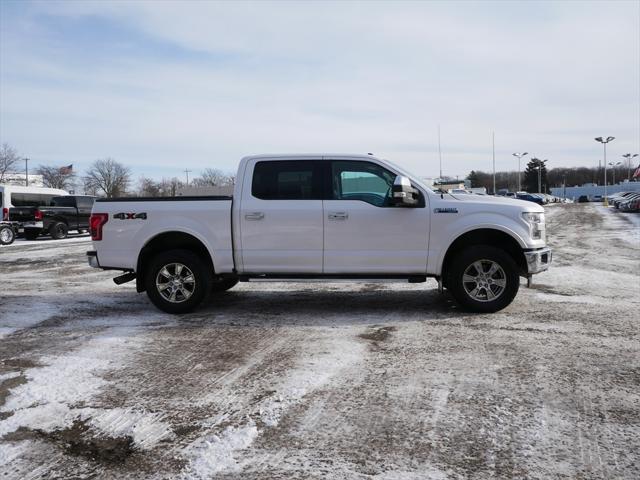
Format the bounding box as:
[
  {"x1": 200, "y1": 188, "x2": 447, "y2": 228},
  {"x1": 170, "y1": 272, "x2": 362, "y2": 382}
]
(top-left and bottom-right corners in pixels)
[{"x1": 1, "y1": 0, "x2": 638, "y2": 181}]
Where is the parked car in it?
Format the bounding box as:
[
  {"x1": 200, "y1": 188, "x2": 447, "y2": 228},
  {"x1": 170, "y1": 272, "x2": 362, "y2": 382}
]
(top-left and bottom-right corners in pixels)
[
  {"x1": 88, "y1": 154, "x2": 551, "y2": 314},
  {"x1": 616, "y1": 193, "x2": 640, "y2": 209},
  {"x1": 592, "y1": 195, "x2": 603, "y2": 202},
  {"x1": 9, "y1": 195, "x2": 96, "y2": 240},
  {"x1": 516, "y1": 193, "x2": 545, "y2": 205},
  {"x1": 620, "y1": 196, "x2": 640, "y2": 212},
  {"x1": 577, "y1": 195, "x2": 589, "y2": 203}
]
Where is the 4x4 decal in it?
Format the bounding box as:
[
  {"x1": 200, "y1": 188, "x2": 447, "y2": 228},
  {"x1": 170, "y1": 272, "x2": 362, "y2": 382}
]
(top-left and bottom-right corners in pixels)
[{"x1": 113, "y1": 212, "x2": 147, "y2": 220}]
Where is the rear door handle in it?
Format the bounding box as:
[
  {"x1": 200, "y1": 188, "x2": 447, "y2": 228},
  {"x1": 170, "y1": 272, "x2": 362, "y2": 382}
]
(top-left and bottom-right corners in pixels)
[
  {"x1": 328, "y1": 212, "x2": 348, "y2": 220},
  {"x1": 245, "y1": 212, "x2": 264, "y2": 221}
]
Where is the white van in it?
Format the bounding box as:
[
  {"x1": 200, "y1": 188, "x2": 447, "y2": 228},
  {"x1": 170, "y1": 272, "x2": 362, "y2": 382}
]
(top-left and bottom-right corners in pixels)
[{"x1": 0, "y1": 185, "x2": 69, "y2": 221}]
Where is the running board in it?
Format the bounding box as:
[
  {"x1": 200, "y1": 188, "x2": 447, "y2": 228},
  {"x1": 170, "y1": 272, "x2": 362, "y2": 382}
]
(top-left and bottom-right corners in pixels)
[{"x1": 238, "y1": 274, "x2": 427, "y2": 283}]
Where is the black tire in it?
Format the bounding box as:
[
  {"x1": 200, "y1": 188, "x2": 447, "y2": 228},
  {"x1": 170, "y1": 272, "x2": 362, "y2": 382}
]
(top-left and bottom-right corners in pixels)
[
  {"x1": 24, "y1": 228, "x2": 40, "y2": 241},
  {"x1": 446, "y1": 245, "x2": 519, "y2": 313},
  {"x1": 49, "y1": 222, "x2": 68, "y2": 240},
  {"x1": 145, "y1": 249, "x2": 213, "y2": 314},
  {"x1": 211, "y1": 277, "x2": 239, "y2": 293},
  {"x1": 0, "y1": 225, "x2": 15, "y2": 245}
]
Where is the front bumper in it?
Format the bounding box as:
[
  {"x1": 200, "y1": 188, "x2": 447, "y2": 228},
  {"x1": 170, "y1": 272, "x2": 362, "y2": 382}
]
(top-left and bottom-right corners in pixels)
[
  {"x1": 87, "y1": 250, "x2": 100, "y2": 268},
  {"x1": 524, "y1": 247, "x2": 552, "y2": 274}
]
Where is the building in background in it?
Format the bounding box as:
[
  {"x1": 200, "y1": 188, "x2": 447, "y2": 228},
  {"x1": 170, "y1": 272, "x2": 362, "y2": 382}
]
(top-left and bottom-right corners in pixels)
[{"x1": 0, "y1": 173, "x2": 44, "y2": 187}]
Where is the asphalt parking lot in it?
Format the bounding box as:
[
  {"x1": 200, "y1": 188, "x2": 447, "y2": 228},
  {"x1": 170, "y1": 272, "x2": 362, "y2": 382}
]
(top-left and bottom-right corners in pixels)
[{"x1": 1, "y1": 203, "x2": 639, "y2": 479}]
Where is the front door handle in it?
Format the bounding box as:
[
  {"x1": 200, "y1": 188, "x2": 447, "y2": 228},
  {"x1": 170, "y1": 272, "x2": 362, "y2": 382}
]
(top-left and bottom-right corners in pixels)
[
  {"x1": 245, "y1": 212, "x2": 264, "y2": 221},
  {"x1": 328, "y1": 212, "x2": 348, "y2": 220}
]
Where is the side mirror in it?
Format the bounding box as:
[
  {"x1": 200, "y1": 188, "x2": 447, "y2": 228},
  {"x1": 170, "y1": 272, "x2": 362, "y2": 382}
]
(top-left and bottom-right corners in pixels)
[{"x1": 391, "y1": 176, "x2": 419, "y2": 207}]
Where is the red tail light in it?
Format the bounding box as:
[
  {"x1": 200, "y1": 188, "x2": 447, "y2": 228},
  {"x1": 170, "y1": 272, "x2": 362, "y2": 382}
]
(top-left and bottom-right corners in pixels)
[
  {"x1": 2, "y1": 207, "x2": 7, "y2": 221},
  {"x1": 90, "y1": 213, "x2": 109, "y2": 241},
  {"x1": 34, "y1": 209, "x2": 43, "y2": 221}
]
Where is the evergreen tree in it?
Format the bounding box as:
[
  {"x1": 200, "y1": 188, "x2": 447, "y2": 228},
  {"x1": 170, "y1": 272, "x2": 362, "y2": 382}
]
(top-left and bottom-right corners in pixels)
[{"x1": 523, "y1": 158, "x2": 548, "y2": 193}]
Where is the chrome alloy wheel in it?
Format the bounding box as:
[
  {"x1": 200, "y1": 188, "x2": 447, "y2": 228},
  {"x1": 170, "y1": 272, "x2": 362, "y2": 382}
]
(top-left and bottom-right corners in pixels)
[
  {"x1": 462, "y1": 259, "x2": 507, "y2": 302},
  {"x1": 155, "y1": 263, "x2": 196, "y2": 303},
  {"x1": 0, "y1": 227, "x2": 13, "y2": 244}
]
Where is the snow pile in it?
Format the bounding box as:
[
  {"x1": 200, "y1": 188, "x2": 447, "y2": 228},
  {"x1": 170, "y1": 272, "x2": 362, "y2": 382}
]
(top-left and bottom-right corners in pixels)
[
  {"x1": 180, "y1": 330, "x2": 364, "y2": 478},
  {"x1": 0, "y1": 327, "x2": 172, "y2": 450},
  {"x1": 182, "y1": 422, "x2": 259, "y2": 477}
]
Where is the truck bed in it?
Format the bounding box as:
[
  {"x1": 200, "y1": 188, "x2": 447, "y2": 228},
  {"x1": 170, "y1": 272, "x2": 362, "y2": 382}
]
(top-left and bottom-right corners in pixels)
[{"x1": 92, "y1": 196, "x2": 234, "y2": 272}]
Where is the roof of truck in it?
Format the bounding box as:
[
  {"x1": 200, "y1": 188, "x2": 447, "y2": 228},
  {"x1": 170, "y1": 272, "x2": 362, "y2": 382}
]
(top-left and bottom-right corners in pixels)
[{"x1": 240, "y1": 153, "x2": 381, "y2": 161}]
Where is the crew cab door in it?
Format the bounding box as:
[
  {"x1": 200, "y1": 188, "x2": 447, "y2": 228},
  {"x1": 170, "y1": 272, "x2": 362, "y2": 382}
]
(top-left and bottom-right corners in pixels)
[
  {"x1": 239, "y1": 159, "x2": 324, "y2": 273},
  {"x1": 323, "y1": 160, "x2": 429, "y2": 274}
]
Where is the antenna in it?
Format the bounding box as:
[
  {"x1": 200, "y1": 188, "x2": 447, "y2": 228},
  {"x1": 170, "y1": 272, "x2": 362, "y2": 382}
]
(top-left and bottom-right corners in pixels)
[{"x1": 438, "y1": 125, "x2": 442, "y2": 179}]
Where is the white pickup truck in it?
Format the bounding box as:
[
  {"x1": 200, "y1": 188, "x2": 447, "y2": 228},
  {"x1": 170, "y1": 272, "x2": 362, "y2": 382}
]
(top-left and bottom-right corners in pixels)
[{"x1": 87, "y1": 154, "x2": 551, "y2": 314}]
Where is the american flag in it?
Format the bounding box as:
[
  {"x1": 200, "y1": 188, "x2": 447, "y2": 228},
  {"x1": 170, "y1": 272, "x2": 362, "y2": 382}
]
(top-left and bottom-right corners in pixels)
[
  {"x1": 633, "y1": 164, "x2": 640, "y2": 179},
  {"x1": 59, "y1": 164, "x2": 73, "y2": 175}
]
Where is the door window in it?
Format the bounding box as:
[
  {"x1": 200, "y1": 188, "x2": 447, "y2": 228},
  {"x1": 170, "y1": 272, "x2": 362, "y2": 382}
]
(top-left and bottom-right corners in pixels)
[
  {"x1": 331, "y1": 161, "x2": 396, "y2": 207},
  {"x1": 252, "y1": 161, "x2": 323, "y2": 200}
]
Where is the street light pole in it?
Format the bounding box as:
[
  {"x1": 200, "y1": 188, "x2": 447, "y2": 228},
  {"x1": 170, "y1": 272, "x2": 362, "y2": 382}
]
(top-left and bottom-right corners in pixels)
[
  {"x1": 608, "y1": 162, "x2": 622, "y2": 185},
  {"x1": 622, "y1": 153, "x2": 638, "y2": 181},
  {"x1": 512, "y1": 152, "x2": 528, "y2": 192},
  {"x1": 595, "y1": 137, "x2": 615, "y2": 204}
]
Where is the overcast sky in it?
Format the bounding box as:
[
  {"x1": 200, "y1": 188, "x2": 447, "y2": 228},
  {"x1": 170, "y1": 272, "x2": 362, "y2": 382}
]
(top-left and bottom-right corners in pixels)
[{"x1": 1, "y1": 0, "x2": 639, "y2": 181}]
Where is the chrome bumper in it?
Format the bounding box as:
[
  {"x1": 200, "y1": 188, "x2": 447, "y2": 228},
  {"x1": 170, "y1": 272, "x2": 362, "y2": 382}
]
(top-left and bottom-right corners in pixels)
[
  {"x1": 524, "y1": 247, "x2": 552, "y2": 274},
  {"x1": 23, "y1": 221, "x2": 43, "y2": 229},
  {"x1": 87, "y1": 251, "x2": 100, "y2": 268}
]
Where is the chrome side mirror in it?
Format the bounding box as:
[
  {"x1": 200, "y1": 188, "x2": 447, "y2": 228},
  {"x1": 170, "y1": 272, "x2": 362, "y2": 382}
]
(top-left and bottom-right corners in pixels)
[{"x1": 391, "y1": 176, "x2": 419, "y2": 206}]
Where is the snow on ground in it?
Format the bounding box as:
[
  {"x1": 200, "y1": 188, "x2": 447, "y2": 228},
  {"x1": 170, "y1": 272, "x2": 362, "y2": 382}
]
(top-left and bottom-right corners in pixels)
[{"x1": 0, "y1": 203, "x2": 639, "y2": 479}]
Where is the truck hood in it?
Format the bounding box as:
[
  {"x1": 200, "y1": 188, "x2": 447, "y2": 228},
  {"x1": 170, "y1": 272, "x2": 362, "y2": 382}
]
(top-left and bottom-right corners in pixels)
[{"x1": 441, "y1": 193, "x2": 544, "y2": 212}]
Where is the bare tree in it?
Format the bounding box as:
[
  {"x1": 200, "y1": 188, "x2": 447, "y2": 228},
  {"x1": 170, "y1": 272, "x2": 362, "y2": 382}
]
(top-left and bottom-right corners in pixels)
[
  {"x1": 0, "y1": 143, "x2": 20, "y2": 183},
  {"x1": 138, "y1": 176, "x2": 162, "y2": 197},
  {"x1": 36, "y1": 165, "x2": 76, "y2": 190},
  {"x1": 83, "y1": 158, "x2": 131, "y2": 198},
  {"x1": 192, "y1": 168, "x2": 234, "y2": 187},
  {"x1": 159, "y1": 177, "x2": 184, "y2": 197}
]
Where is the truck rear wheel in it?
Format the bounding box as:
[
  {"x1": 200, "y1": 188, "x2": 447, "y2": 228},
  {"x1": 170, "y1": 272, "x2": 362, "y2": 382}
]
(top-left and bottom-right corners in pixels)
[
  {"x1": 145, "y1": 249, "x2": 212, "y2": 314},
  {"x1": 50, "y1": 222, "x2": 68, "y2": 240},
  {"x1": 0, "y1": 225, "x2": 15, "y2": 245},
  {"x1": 447, "y1": 245, "x2": 519, "y2": 313}
]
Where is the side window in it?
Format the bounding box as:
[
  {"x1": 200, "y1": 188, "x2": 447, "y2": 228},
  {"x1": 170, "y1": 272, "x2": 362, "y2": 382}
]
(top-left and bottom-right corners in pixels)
[
  {"x1": 331, "y1": 161, "x2": 396, "y2": 207},
  {"x1": 252, "y1": 161, "x2": 323, "y2": 200},
  {"x1": 10, "y1": 193, "x2": 56, "y2": 207}
]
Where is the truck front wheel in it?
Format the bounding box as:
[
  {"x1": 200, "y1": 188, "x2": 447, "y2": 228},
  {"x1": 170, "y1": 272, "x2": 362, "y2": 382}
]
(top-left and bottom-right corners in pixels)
[
  {"x1": 145, "y1": 249, "x2": 212, "y2": 314},
  {"x1": 447, "y1": 245, "x2": 519, "y2": 313}
]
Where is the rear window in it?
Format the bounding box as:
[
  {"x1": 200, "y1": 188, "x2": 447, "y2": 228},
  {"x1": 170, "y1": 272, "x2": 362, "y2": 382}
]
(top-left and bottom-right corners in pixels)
[
  {"x1": 76, "y1": 196, "x2": 96, "y2": 209},
  {"x1": 251, "y1": 161, "x2": 323, "y2": 200},
  {"x1": 52, "y1": 196, "x2": 75, "y2": 207},
  {"x1": 10, "y1": 193, "x2": 57, "y2": 207}
]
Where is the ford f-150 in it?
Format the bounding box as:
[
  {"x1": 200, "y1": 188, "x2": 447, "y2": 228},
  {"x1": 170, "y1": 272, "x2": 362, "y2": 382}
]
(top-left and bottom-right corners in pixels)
[{"x1": 87, "y1": 154, "x2": 551, "y2": 314}]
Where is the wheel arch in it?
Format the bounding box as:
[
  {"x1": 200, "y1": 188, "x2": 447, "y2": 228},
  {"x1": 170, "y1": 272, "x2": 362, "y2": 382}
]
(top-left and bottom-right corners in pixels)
[
  {"x1": 441, "y1": 228, "x2": 527, "y2": 284},
  {"x1": 136, "y1": 231, "x2": 215, "y2": 293}
]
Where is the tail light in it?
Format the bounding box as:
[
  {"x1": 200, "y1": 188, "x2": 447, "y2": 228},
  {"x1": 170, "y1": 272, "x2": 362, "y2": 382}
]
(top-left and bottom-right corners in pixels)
[
  {"x1": 2, "y1": 207, "x2": 8, "y2": 221},
  {"x1": 34, "y1": 209, "x2": 43, "y2": 221},
  {"x1": 90, "y1": 213, "x2": 109, "y2": 241}
]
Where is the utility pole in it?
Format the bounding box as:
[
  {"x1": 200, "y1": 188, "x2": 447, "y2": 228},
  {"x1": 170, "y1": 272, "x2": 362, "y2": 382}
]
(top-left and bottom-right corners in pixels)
[
  {"x1": 184, "y1": 169, "x2": 192, "y2": 186},
  {"x1": 24, "y1": 157, "x2": 29, "y2": 186},
  {"x1": 492, "y1": 131, "x2": 496, "y2": 195}
]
